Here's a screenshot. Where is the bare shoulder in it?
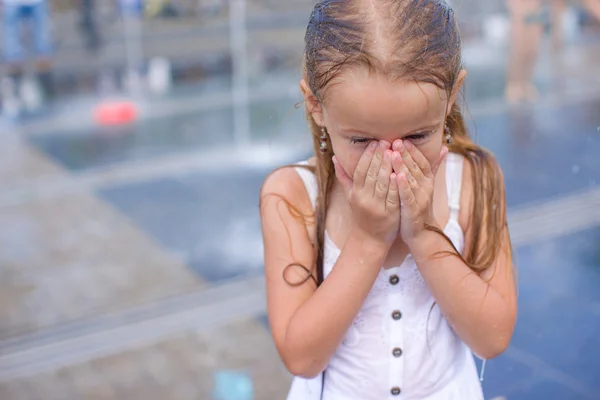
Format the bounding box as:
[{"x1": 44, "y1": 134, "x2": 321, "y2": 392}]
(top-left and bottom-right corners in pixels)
[{"x1": 260, "y1": 162, "x2": 314, "y2": 218}]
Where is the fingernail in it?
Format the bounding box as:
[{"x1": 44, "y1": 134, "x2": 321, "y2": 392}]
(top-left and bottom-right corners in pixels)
[
  {"x1": 384, "y1": 150, "x2": 391, "y2": 160},
  {"x1": 404, "y1": 141, "x2": 413, "y2": 149},
  {"x1": 398, "y1": 141, "x2": 405, "y2": 151},
  {"x1": 370, "y1": 142, "x2": 378, "y2": 149},
  {"x1": 379, "y1": 141, "x2": 389, "y2": 149}
]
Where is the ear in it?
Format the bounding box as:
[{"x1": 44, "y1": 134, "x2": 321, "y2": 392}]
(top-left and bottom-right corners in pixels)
[
  {"x1": 300, "y1": 79, "x2": 325, "y2": 126},
  {"x1": 447, "y1": 69, "x2": 467, "y2": 113}
]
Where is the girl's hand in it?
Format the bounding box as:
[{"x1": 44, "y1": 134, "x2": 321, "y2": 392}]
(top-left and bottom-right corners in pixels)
[
  {"x1": 333, "y1": 141, "x2": 400, "y2": 247},
  {"x1": 391, "y1": 140, "x2": 448, "y2": 247}
]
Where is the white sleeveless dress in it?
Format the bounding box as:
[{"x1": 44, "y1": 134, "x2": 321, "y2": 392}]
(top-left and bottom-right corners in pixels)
[{"x1": 289, "y1": 153, "x2": 485, "y2": 400}]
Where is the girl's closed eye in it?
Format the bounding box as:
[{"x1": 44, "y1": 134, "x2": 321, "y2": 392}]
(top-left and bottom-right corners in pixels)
[
  {"x1": 350, "y1": 137, "x2": 373, "y2": 145},
  {"x1": 350, "y1": 131, "x2": 432, "y2": 146},
  {"x1": 405, "y1": 132, "x2": 431, "y2": 143}
]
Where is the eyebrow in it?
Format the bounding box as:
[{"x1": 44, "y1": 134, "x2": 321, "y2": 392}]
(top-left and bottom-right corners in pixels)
[{"x1": 341, "y1": 122, "x2": 442, "y2": 137}]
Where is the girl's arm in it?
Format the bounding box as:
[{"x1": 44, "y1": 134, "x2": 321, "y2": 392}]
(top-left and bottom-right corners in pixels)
[{"x1": 411, "y1": 161, "x2": 517, "y2": 360}]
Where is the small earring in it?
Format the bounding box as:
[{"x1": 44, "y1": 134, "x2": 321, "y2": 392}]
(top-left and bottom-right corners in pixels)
[
  {"x1": 445, "y1": 124, "x2": 452, "y2": 145},
  {"x1": 320, "y1": 126, "x2": 328, "y2": 153}
]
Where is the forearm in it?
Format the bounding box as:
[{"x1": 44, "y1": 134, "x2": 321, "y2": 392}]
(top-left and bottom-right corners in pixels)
[
  {"x1": 411, "y1": 230, "x2": 515, "y2": 359},
  {"x1": 283, "y1": 229, "x2": 389, "y2": 377}
]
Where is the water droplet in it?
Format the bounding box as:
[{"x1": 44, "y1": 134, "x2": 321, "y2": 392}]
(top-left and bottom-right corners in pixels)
[{"x1": 572, "y1": 165, "x2": 580, "y2": 174}]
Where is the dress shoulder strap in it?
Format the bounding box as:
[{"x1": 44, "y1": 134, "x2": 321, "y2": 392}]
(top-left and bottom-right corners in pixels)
[
  {"x1": 445, "y1": 152, "x2": 464, "y2": 221},
  {"x1": 294, "y1": 161, "x2": 318, "y2": 210}
]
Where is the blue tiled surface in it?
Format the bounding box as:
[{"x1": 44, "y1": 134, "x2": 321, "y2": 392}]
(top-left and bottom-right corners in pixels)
[
  {"x1": 256, "y1": 314, "x2": 270, "y2": 331},
  {"x1": 502, "y1": 378, "x2": 592, "y2": 400},
  {"x1": 99, "y1": 178, "x2": 203, "y2": 253},
  {"x1": 472, "y1": 100, "x2": 600, "y2": 207},
  {"x1": 99, "y1": 166, "x2": 282, "y2": 283},
  {"x1": 516, "y1": 227, "x2": 600, "y2": 304},
  {"x1": 478, "y1": 354, "x2": 536, "y2": 398},
  {"x1": 478, "y1": 226, "x2": 600, "y2": 399},
  {"x1": 511, "y1": 297, "x2": 600, "y2": 390}
]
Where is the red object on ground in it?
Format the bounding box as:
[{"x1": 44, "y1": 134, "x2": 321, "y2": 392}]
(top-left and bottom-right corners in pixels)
[{"x1": 94, "y1": 101, "x2": 138, "y2": 125}]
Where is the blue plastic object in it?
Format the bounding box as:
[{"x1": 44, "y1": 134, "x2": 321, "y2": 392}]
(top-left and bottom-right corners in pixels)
[{"x1": 212, "y1": 370, "x2": 254, "y2": 400}]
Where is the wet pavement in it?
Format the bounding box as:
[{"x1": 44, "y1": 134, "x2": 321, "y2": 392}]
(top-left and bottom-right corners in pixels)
[
  {"x1": 1, "y1": 14, "x2": 600, "y2": 400},
  {"x1": 482, "y1": 226, "x2": 600, "y2": 399}
]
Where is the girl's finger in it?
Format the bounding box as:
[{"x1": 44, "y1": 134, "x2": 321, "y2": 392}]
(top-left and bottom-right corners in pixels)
[
  {"x1": 353, "y1": 141, "x2": 378, "y2": 189},
  {"x1": 398, "y1": 140, "x2": 426, "y2": 184},
  {"x1": 391, "y1": 151, "x2": 417, "y2": 189},
  {"x1": 333, "y1": 156, "x2": 353, "y2": 194},
  {"x1": 404, "y1": 140, "x2": 433, "y2": 178},
  {"x1": 391, "y1": 151, "x2": 404, "y2": 175},
  {"x1": 386, "y1": 172, "x2": 400, "y2": 211},
  {"x1": 375, "y1": 150, "x2": 393, "y2": 199},
  {"x1": 398, "y1": 172, "x2": 418, "y2": 216},
  {"x1": 364, "y1": 141, "x2": 389, "y2": 195}
]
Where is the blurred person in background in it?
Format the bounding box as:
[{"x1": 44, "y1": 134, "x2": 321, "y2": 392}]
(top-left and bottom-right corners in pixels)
[
  {"x1": 551, "y1": 0, "x2": 600, "y2": 50},
  {"x1": 78, "y1": 0, "x2": 101, "y2": 53},
  {"x1": 580, "y1": 0, "x2": 600, "y2": 20},
  {"x1": 506, "y1": 0, "x2": 599, "y2": 104},
  {"x1": 1, "y1": 0, "x2": 54, "y2": 103},
  {"x1": 505, "y1": 0, "x2": 545, "y2": 104}
]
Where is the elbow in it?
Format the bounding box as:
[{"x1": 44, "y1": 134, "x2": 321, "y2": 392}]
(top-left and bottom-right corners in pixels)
[
  {"x1": 477, "y1": 338, "x2": 510, "y2": 360},
  {"x1": 278, "y1": 327, "x2": 328, "y2": 378},
  {"x1": 281, "y1": 353, "x2": 326, "y2": 379},
  {"x1": 478, "y1": 303, "x2": 517, "y2": 360},
  {"x1": 477, "y1": 322, "x2": 515, "y2": 360}
]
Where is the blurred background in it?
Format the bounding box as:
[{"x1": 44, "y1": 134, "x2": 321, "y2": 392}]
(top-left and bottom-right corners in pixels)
[{"x1": 0, "y1": 0, "x2": 599, "y2": 399}]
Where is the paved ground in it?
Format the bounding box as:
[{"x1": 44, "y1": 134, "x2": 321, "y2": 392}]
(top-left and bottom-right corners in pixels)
[{"x1": 1, "y1": 10, "x2": 600, "y2": 400}]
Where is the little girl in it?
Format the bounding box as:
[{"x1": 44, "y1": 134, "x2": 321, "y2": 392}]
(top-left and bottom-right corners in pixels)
[{"x1": 260, "y1": 1, "x2": 517, "y2": 399}]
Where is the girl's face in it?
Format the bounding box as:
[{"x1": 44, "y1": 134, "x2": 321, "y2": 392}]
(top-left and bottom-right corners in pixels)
[{"x1": 303, "y1": 68, "x2": 465, "y2": 179}]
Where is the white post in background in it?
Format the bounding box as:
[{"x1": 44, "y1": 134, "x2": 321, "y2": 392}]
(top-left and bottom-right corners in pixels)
[
  {"x1": 229, "y1": 0, "x2": 251, "y2": 147},
  {"x1": 122, "y1": 1, "x2": 145, "y2": 96}
]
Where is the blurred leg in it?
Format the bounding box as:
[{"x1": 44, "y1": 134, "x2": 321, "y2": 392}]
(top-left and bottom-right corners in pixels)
[
  {"x1": 506, "y1": 0, "x2": 545, "y2": 103},
  {"x1": 30, "y1": 0, "x2": 54, "y2": 98},
  {"x1": 581, "y1": 0, "x2": 600, "y2": 21},
  {"x1": 30, "y1": 0, "x2": 53, "y2": 71},
  {"x1": 2, "y1": 4, "x2": 25, "y2": 75},
  {"x1": 549, "y1": 0, "x2": 568, "y2": 97},
  {"x1": 81, "y1": 0, "x2": 101, "y2": 52},
  {"x1": 551, "y1": 0, "x2": 567, "y2": 51}
]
